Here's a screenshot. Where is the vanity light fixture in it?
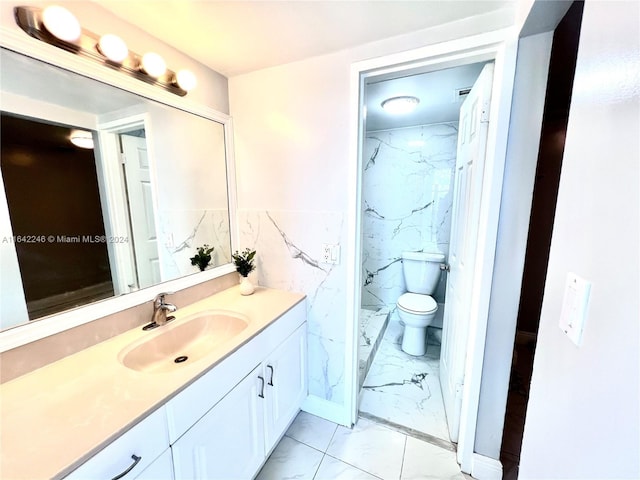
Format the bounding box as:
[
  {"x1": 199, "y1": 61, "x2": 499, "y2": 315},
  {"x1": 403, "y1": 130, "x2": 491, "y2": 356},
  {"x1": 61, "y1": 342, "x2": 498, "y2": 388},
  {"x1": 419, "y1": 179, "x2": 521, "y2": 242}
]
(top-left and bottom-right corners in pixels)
[
  {"x1": 175, "y1": 69, "x2": 198, "y2": 92},
  {"x1": 381, "y1": 96, "x2": 420, "y2": 115},
  {"x1": 69, "y1": 129, "x2": 94, "y2": 149},
  {"x1": 41, "y1": 5, "x2": 81, "y2": 43},
  {"x1": 14, "y1": 5, "x2": 196, "y2": 97},
  {"x1": 97, "y1": 34, "x2": 129, "y2": 64},
  {"x1": 140, "y1": 52, "x2": 167, "y2": 78}
]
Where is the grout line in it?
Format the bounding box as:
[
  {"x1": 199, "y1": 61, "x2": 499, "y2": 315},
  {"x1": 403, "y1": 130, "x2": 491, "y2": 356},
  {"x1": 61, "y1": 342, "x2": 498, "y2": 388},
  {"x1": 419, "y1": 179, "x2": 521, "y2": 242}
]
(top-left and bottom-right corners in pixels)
[
  {"x1": 322, "y1": 452, "x2": 385, "y2": 480},
  {"x1": 311, "y1": 453, "x2": 325, "y2": 480},
  {"x1": 399, "y1": 434, "x2": 408, "y2": 480},
  {"x1": 284, "y1": 434, "x2": 331, "y2": 456},
  {"x1": 325, "y1": 423, "x2": 339, "y2": 453},
  {"x1": 359, "y1": 412, "x2": 457, "y2": 453}
]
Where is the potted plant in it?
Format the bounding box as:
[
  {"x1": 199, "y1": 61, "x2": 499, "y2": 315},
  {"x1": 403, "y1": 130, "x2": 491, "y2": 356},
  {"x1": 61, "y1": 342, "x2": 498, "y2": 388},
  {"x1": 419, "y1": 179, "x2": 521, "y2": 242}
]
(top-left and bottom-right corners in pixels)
[
  {"x1": 232, "y1": 248, "x2": 256, "y2": 295},
  {"x1": 190, "y1": 244, "x2": 214, "y2": 271}
]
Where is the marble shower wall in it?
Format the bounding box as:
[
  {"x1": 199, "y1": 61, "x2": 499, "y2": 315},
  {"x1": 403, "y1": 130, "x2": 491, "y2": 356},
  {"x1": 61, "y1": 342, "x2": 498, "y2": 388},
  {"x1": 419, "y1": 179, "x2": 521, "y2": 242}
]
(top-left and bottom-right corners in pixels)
[
  {"x1": 362, "y1": 123, "x2": 458, "y2": 311},
  {"x1": 239, "y1": 210, "x2": 347, "y2": 404}
]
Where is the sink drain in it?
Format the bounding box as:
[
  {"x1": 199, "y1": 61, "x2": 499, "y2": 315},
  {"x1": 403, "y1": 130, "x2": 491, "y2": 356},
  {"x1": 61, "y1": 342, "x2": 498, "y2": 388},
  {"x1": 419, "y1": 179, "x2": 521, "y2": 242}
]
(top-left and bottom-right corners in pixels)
[{"x1": 174, "y1": 355, "x2": 188, "y2": 363}]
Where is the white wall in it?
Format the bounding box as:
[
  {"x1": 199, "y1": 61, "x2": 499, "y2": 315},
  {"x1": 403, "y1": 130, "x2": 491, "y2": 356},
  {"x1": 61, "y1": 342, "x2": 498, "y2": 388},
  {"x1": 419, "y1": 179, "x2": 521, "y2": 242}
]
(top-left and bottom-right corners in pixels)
[
  {"x1": 229, "y1": 10, "x2": 513, "y2": 417},
  {"x1": 519, "y1": 1, "x2": 640, "y2": 478},
  {"x1": 0, "y1": 1, "x2": 229, "y2": 113},
  {"x1": 473, "y1": 31, "x2": 553, "y2": 459}
]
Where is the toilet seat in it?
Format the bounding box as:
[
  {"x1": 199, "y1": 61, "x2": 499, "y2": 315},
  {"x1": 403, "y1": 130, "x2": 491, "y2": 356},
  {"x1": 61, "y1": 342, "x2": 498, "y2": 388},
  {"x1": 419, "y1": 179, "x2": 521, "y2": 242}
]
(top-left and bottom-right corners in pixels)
[{"x1": 397, "y1": 293, "x2": 437, "y2": 314}]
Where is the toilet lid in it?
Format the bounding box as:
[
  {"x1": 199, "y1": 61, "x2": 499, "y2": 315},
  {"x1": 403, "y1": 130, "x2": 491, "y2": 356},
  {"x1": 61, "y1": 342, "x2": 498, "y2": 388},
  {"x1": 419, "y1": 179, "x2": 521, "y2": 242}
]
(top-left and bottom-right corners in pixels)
[{"x1": 397, "y1": 293, "x2": 437, "y2": 314}]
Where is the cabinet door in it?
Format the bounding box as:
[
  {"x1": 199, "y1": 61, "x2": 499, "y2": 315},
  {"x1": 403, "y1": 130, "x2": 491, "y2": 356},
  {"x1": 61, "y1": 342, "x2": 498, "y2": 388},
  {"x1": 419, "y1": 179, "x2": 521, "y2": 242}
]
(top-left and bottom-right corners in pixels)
[
  {"x1": 171, "y1": 365, "x2": 266, "y2": 480},
  {"x1": 135, "y1": 448, "x2": 174, "y2": 480},
  {"x1": 263, "y1": 323, "x2": 308, "y2": 449}
]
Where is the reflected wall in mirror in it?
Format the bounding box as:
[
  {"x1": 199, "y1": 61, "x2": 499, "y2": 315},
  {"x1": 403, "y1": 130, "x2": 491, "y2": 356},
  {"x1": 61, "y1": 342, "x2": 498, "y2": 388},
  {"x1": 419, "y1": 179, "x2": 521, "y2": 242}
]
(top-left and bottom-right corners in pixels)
[{"x1": 0, "y1": 47, "x2": 232, "y2": 330}]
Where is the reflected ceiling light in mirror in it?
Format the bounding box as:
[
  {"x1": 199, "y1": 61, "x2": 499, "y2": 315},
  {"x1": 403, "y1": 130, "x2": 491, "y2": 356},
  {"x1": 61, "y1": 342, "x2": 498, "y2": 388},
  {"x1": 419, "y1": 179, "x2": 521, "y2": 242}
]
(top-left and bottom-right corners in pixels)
[
  {"x1": 141, "y1": 52, "x2": 167, "y2": 78},
  {"x1": 175, "y1": 69, "x2": 197, "y2": 92},
  {"x1": 14, "y1": 6, "x2": 195, "y2": 97},
  {"x1": 69, "y1": 129, "x2": 94, "y2": 149},
  {"x1": 97, "y1": 34, "x2": 128, "y2": 63},
  {"x1": 41, "y1": 5, "x2": 81, "y2": 43},
  {"x1": 381, "y1": 96, "x2": 420, "y2": 115}
]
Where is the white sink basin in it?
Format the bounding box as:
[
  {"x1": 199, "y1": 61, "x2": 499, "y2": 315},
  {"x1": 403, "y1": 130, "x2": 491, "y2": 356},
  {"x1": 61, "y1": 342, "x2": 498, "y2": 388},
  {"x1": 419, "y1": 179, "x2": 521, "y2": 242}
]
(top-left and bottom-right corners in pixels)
[{"x1": 118, "y1": 310, "x2": 249, "y2": 373}]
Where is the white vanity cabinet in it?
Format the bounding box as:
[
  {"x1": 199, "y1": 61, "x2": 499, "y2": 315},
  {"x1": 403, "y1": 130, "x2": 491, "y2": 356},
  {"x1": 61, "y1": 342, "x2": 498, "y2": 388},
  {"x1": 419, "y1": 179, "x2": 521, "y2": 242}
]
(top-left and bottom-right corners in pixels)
[
  {"x1": 63, "y1": 299, "x2": 306, "y2": 480},
  {"x1": 171, "y1": 322, "x2": 307, "y2": 479},
  {"x1": 64, "y1": 407, "x2": 170, "y2": 480}
]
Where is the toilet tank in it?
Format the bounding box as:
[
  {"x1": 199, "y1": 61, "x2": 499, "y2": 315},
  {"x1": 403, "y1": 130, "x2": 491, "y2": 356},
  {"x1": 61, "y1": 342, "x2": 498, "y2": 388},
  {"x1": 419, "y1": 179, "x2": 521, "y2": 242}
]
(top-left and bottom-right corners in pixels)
[{"x1": 401, "y1": 251, "x2": 445, "y2": 294}]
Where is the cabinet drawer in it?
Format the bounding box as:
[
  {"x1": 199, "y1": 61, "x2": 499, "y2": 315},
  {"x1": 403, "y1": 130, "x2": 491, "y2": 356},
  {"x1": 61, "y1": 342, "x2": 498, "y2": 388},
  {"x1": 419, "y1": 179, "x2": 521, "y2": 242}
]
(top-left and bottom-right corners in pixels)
[{"x1": 64, "y1": 407, "x2": 169, "y2": 480}]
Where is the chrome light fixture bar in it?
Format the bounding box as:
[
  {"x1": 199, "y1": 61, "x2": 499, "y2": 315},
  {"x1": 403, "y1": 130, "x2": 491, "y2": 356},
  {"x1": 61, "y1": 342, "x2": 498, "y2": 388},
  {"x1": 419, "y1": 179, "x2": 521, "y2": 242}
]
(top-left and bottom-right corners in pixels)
[{"x1": 14, "y1": 5, "x2": 196, "y2": 97}]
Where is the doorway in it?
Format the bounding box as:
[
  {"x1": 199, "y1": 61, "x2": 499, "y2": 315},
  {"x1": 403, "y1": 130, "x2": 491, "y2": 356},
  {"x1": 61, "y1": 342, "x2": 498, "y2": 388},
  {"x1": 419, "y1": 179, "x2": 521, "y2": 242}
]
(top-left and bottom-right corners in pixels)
[
  {"x1": 346, "y1": 31, "x2": 518, "y2": 472},
  {"x1": 500, "y1": 3, "x2": 584, "y2": 478},
  {"x1": 357, "y1": 61, "x2": 488, "y2": 445}
]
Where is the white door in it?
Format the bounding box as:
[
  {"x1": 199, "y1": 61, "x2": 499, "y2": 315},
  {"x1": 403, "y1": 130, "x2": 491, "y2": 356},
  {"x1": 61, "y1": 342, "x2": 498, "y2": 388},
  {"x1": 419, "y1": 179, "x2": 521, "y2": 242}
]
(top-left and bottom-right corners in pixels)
[
  {"x1": 121, "y1": 134, "x2": 160, "y2": 289},
  {"x1": 171, "y1": 365, "x2": 266, "y2": 479},
  {"x1": 440, "y1": 63, "x2": 494, "y2": 443}
]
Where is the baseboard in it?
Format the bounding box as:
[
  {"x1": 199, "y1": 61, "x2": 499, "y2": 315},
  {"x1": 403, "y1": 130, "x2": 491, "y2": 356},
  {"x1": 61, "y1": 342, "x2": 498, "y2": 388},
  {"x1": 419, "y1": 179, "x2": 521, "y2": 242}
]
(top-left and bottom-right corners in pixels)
[
  {"x1": 301, "y1": 394, "x2": 351, "y2": 427},
  {"x1": 471, "y1": 453, "x2": 503, "y2": 480}
]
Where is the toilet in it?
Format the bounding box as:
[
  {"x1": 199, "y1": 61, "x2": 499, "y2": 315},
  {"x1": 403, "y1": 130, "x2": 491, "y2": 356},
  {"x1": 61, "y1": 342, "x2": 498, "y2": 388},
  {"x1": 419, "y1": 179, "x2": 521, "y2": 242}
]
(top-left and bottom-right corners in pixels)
[{"x1": 397, "y1": 251, "x2": 445, "y2": 356}]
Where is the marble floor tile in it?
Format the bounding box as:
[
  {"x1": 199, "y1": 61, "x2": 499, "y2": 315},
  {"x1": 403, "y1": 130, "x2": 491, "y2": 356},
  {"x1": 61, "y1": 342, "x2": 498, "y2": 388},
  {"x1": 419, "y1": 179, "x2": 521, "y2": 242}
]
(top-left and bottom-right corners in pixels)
[
  {"x1": 255, "y1": 436, "x2": 323, "y2": 480},
  {"x1": 315, "y1": 455, "x2": 382, "y2": 480},
  {"x1": 359, "y1": 319, "x2": 450, "y2": 442},
  {"x1": 401, "y1": 436, "x2": 466, "y2": 480},
  {"x1": 327, "y1": 417, "x2": 406, "y2": 480},
  {"x1": 285, "y1": 411, "x2": 338, "y2": 452}
]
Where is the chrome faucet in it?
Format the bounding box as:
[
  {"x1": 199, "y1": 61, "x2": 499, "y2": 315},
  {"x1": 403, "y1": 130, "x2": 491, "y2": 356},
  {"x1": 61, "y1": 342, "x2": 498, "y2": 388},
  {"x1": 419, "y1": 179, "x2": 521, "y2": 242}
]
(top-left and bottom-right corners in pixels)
[{"x1": 152, "y1": 292, "x2": 177, "y2": 326}]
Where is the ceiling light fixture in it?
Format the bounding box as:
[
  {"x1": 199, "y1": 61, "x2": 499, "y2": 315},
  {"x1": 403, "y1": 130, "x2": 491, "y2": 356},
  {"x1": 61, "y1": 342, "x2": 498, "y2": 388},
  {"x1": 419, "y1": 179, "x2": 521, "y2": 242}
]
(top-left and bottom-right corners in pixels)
[
  {"x1": 69, "y1": 129, "x2": 94, "y2": 149},
  {"x1": 14, "y1": 5, "x2": 195, "y2": 96},
  {"x1": 381, "y1": 96, "x2": 420, "y2": 115}
]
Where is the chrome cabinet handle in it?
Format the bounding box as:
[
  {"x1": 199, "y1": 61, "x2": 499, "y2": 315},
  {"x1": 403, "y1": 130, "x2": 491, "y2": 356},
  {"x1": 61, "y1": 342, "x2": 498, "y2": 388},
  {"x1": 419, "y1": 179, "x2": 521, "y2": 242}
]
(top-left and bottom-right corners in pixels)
[
  {"x1": 267, "y1": 365, "x2": 274, "y2": 386},
  {"x1": 440, "y1": 263, "x2": 450, "y2": 272},
  {"x1": 111, "y1": 454, "x2": 142, "y2": 480},
  {"x1": 258, "y1": 376, "x2": 265, "y2": 398}
]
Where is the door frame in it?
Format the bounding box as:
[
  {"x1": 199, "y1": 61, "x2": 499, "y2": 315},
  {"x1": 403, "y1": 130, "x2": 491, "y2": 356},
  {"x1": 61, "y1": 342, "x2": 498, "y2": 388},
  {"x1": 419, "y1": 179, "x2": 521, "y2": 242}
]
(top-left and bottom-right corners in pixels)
[
  {"x1": 95, "y1": 114, "x2": 156, "y2": 296},
  {"x1": 345, "y1": 28, "x2": 518, "y2": 472}
]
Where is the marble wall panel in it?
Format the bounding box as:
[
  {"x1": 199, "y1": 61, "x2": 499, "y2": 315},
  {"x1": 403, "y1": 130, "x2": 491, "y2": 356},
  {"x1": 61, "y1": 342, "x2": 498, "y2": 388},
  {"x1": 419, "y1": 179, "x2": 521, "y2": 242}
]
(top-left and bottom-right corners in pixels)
[
  {"x1": 238, "y1": 209, "x2": 346, "y2": 403},
  {"x1": 362, "y1": 123, "x2": 458, "y2": 310}
]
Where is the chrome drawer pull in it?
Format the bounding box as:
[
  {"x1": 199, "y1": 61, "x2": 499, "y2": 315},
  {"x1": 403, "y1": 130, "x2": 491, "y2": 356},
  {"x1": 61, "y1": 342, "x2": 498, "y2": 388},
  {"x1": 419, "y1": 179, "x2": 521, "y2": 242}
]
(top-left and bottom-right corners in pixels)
[{"x1": 111, "y1": 454, "x2": 142, "y2": 480}]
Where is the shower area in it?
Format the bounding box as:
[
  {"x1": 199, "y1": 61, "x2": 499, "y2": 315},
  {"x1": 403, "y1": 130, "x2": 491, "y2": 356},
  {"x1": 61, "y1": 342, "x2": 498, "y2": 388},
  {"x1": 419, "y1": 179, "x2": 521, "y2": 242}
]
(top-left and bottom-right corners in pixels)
[{"x1": 356, "y1": 63, "x2": 485, "y2": 441}]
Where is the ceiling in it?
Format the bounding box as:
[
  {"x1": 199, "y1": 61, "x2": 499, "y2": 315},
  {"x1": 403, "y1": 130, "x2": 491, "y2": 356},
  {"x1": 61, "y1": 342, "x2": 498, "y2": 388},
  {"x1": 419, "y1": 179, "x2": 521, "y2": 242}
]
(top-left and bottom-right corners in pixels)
[
  {"x1": 91, "y1": 1, "x2": 515, "y2": 77},
  {"x1": 365, "y1": 62, "x2": 488, "y2": 131}
]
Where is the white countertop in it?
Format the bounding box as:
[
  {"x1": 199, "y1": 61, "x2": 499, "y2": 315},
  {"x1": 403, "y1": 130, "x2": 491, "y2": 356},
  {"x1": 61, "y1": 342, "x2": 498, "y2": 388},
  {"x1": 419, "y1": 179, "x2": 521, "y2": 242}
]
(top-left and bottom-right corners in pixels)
[{"x1": 0, "y1": 286, "x2": 305, "y2": 480}]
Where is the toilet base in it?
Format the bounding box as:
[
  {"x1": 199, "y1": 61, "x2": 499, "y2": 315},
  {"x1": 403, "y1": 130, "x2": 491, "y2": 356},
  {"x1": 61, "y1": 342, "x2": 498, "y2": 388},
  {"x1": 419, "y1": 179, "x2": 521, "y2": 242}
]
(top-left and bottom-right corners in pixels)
[{"x1": 401, "y1": 325, "x2": 428, "y2": 356}]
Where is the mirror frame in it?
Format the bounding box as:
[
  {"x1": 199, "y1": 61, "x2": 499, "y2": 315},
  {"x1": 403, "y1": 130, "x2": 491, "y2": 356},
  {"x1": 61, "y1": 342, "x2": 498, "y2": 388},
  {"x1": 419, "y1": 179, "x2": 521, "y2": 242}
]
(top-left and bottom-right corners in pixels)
[{"x1": 0, "y1": 25, "x2": 238, "y2": 352}]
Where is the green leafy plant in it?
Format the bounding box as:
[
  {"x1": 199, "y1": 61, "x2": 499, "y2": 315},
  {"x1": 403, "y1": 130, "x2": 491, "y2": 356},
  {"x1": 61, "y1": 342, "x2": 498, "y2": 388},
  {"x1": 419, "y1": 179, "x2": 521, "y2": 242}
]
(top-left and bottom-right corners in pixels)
[
  {"x1": 190, "y1": 244, "x2": 214, "y2": 271},
  {"x1": 232, "y1": 248, "x2": 256, "y2": 277}
]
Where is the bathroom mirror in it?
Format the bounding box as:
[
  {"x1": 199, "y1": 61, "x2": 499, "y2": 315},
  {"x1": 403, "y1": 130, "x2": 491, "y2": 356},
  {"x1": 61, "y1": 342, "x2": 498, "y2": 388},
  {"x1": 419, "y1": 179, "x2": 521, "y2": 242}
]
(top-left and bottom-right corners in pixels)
[{"x1": 0, "y1": 47, "x2": 233, "y2": 331}]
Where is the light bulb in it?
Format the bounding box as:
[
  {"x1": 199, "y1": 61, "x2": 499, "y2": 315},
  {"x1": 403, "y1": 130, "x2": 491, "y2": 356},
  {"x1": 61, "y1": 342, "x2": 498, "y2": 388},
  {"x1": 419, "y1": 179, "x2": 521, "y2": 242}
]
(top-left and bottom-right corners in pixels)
[
  {"x1": 42, "y1": 5, "x2": 81, "y2": 43},
  {"x1": 69, "y1": 129, "x2": 94, "y2": 149},
  {"x1": 175, "y1": 69, "x2": 197, "y2": 91},
  {"x1": 141, "y1": 52, "x2": 167, "y2": 78},
  {"x1": 98, "y1": 34, "x2": 128, "y2": 63},
  {"x1": 381, "y1": 96, "x2": 420, "y2": 115}
]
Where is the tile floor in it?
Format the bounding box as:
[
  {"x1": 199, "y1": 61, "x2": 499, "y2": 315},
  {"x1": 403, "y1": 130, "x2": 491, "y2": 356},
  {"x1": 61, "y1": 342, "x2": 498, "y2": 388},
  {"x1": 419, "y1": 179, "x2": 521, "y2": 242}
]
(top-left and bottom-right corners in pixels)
[
  {"x1": 256, "y1": 412, "x2": 468, "y2": 480},
  {"x1": 358, "y1": 318, "x2": 450, "y2": 442}
]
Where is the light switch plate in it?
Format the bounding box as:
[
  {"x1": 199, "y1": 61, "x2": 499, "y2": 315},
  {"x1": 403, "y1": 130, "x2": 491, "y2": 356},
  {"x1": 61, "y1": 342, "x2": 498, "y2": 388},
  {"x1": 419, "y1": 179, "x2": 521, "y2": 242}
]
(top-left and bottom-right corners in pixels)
[{"x1": 559, "y1": 272, "x2": 591, "y2": 346}]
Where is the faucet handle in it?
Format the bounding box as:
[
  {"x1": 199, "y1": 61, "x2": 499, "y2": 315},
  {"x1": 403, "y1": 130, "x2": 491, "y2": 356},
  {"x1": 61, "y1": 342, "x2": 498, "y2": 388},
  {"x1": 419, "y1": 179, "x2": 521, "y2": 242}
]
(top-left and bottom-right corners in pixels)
[{"x1": 153, "y1": 291, "x2": 174, "y2": 305}]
